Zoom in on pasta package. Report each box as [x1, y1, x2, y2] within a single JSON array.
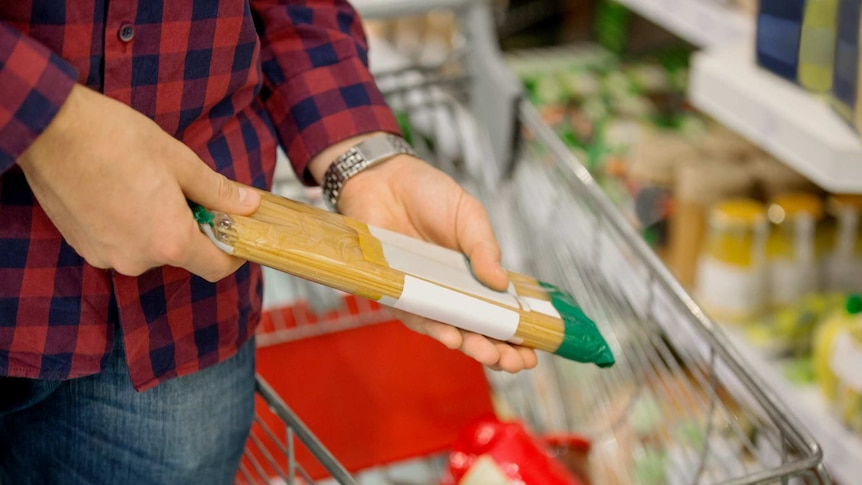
[[193, 190, 614, 367]]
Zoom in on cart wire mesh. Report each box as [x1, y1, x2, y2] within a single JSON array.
[[237, 1, 828, 483]]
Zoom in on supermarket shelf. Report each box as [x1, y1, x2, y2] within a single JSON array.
[[615, 0, 752, 47], [690, 42, 862, 194], [721, 327, 862, 485], [352, 0, 470, 19]]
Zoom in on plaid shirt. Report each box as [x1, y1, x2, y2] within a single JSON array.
[[0, 1, 399, 391]]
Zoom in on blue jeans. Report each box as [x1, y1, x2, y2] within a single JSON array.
[[0, 332, 256, 485]]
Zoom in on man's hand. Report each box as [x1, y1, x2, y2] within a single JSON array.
[[308, 134, 538, 373], [16, 84, 260, 282]]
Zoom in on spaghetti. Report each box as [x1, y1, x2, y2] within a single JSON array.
[[194, 191, 614, 367]]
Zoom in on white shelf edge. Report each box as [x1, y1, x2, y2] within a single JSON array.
[[720, 327, 862, 485], [689, 42, 862, 194], [352, 0, 469, 19], [615, 0, 752, 48]]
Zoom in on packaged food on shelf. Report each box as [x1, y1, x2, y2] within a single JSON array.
[[669, 160, 757, 288], [755, 0, 839, 92], [695, 199, 769, 323], [824, 194, 862, 291], [750, 155, 819, 201], [747, 292, 845, 360], [756, 0, 806, 83], [364, 10, 459, 66], [799, 0, 841, 92], [510, 46, 727, 255], [830, 0, 862, 132], [696, 124, 762, 162], [813, 294, 862, 434], [765, 192, 828, 309], [754, 0, 862, 142], [627, 129, 699, 259]]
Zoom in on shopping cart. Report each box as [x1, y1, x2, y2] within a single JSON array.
[[235, 1, 829, 483]]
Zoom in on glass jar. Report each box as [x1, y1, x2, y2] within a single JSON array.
[[696, 199, 768, 323], [824, 194, 862, 293], [815, 295, 862, 435], [766, 193, 826, 310]]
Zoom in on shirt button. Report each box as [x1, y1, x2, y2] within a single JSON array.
[[118, 24, 135, 42]]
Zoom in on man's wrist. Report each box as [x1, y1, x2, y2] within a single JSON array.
[[306, 132, 386, 185], [18, 83, 83, 170], [319, 133, 417, 210]]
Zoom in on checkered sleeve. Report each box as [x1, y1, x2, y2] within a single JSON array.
[[0, 21, 77, 173], [251, 0, 401, 184]]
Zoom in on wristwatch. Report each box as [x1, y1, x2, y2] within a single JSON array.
[[321, 133, 417, 210]]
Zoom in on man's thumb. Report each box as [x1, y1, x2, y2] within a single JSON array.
[[178, 159, 260, 215]]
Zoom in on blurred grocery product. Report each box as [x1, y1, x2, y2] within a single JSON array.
[[830, 0, 862, 129], [695, 199, 769, 323], [627, 129, 698, 258], [799, 0, 840, 92], [765, 192, 828, 309], [830, 323, 862, 433], [750, 155, 819, 201], [670, 162, 756, 289], [813, 295, 862, 434], [756, 0, 806, 83], [748, 292, 845, 358], [696, 124, 760, 162], [824, 194, 862, 291], [754, 0, 862, 139], [364, 10, 459, 66], [441, 416, 587, 485], [755, 0, 839, 92]]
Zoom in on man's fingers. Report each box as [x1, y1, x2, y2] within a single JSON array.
[[393, 309, 464, 350], [454, 194, 508, 291], [180, 218, 246, 282], [459, 331, 503, 366], [393, 309, 537, 371], [171, 147, 260, 216], [469, 243, 509, 290]]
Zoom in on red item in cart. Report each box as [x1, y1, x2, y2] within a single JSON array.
[[253, 302, 497, 480], [441, 416, 588, 485]]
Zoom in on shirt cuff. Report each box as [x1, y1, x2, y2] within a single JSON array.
[[0, 22, 78, 172], [264, 55, 401, 185]]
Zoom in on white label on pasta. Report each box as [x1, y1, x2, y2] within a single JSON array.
[[521, 296, 560, 319], [370, 226, 520, 309], [830, 331, 862, 392], [392, 276, 519, 341]]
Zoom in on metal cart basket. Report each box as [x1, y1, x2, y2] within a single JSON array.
[[235, 1, 828, 483]]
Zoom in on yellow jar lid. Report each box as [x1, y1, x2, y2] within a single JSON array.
[[769, 192, 824, 223], [711, 198, 767, 228], [828, 194, 862, 212]]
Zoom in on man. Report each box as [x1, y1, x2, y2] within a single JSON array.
[[0, 1, 537, 483]]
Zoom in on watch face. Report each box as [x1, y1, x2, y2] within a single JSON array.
[[355, 134, 398, 162], [323, 134, 415, 210]]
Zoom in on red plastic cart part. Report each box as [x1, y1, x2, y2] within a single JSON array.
[[247, 299, 495, 481]]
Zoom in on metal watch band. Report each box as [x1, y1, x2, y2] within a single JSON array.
[[322, 133, 417, 210]]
